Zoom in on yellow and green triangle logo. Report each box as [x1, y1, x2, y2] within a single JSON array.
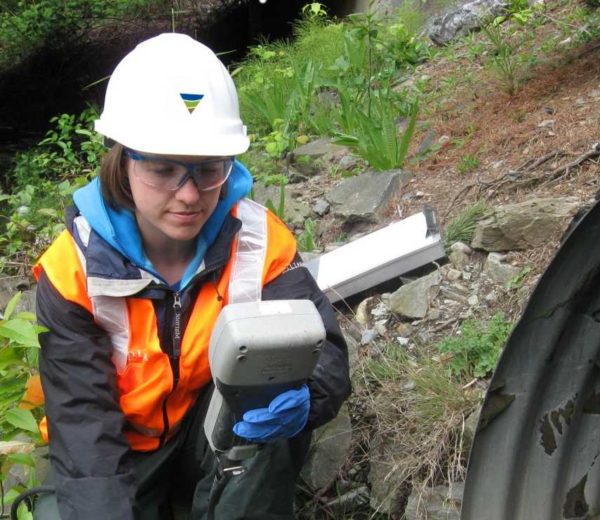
[[180, 93, 204, 114]]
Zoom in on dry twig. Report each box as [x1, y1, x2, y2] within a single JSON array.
[[447, 144, 600, 213]]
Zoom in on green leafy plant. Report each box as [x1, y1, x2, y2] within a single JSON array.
[[260, 120, 290, 159], [10, 107, 102, 187], [297, 218, 317, 253], [508, 265, 532, 289], [437, 313, 513, 380], [0, 293, 46, 518], [1, 108, 100, 273], [334, 95, 418, 171], [457, 154, 480, 174], [264, 184, 287, 221], [0, 293, 45, 438], [0, 0, 162, 67], [481, 0, 541, 95], [0, 177, 86, 273]]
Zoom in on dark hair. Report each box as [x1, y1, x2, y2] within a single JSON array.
[[99, 143, 135, 210]]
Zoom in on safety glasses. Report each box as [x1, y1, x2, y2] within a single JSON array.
[[124, 149, 234, 192]]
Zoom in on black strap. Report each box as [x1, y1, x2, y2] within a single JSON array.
[[9, 485, 55, 520]]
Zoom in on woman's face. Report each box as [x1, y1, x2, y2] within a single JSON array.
[[127, 155, 222, 248]]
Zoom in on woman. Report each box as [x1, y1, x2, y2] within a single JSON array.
[[33, 33, 350, 520]]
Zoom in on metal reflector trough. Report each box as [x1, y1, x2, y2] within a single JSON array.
[[462, 201, 600, 520], [303, 207, 445, 304]]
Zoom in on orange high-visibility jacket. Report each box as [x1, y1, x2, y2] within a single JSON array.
[[34, 199, 298, 451]]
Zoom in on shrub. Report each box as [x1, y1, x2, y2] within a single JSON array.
[[0, 293, 46, 518], [0, 0, 164, 67], [1, 108, 100, 273], [235, 5, 426, 171], [333, 89, 418, 171], [10, 107, 103, 187], [436, 312, 513, 380]]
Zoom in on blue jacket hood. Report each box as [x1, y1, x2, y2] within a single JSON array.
[[72, 160, 253, 288]]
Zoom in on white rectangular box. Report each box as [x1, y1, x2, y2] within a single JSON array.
[[303, 209, 445, 303]]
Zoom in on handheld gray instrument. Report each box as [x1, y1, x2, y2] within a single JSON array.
[[203, 299, 325, 464]]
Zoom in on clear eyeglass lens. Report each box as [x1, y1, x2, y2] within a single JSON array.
[[133, 158, 233, 191]]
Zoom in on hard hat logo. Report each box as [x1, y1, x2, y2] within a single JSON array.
[[180, 93, 204, 114]]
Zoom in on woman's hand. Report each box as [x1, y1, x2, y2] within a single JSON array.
[[232, 385, 310, 442]]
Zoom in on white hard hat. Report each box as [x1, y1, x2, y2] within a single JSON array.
[[95, 33, 249, 157]]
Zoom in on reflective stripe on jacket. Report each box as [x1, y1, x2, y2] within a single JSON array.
[[34, 199, 296, 451]]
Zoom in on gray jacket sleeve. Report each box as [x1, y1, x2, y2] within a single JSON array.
[[36, 270, 136, 520], [262, 262, 351, 429]]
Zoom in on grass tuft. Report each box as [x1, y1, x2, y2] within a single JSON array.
[[444, 200, 490, 249]]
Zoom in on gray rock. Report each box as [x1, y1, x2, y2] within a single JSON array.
[[336, 154, 361, 172], [355, 298, 371, 326], [467, 294, 479, 306], [0, 276, 33, 316], [396, 322, 413, 337], [374, 319, 388, 336], [293, 138, 347, 159], [17, 287, 37, 315], [463, 409, 481, 452], [429, 0, 508, 45], [448, 242, 472, 270], [312, 198, 330, 216], [471, 197, 581, 251], [301, 403, 353, 490], [446, 268, 462, 281], [389, 271, 441, 320], [404, 482, 464, 520], [537, 119, 556, 128], [368, 433, 407, 514], [485, 289, 499, 303], [361, 328, 379, 345], [326, 169, 411, 225], [342, 329, 360, 376], [325, 485, 370, 514], [251, 184, 311, 229], [483, 253, 521, 287], [355, 296, 389, 327], [291, 138, 348, 177]]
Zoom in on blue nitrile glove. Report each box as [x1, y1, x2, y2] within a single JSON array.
[[233, 384, 310, 443]]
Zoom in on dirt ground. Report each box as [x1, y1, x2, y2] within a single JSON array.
[[392, 3, 600, 278]]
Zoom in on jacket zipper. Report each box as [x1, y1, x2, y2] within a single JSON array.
[[159, 290, 182, 446], [155, 266, 226, 447]]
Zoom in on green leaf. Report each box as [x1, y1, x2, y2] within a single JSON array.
[[3, 292, 22, 321], [13, 312, 37, 322], [0, 319, 41, 348], [17, 505, 33, 520], [37, 208, 58, 218], [5, 408, 39, 433], [7, 453, 36, 467]]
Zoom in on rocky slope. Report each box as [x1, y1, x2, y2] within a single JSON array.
[[248, 1, 600, 517]]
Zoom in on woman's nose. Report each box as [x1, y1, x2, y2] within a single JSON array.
[[174, 177, 201, 204]]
